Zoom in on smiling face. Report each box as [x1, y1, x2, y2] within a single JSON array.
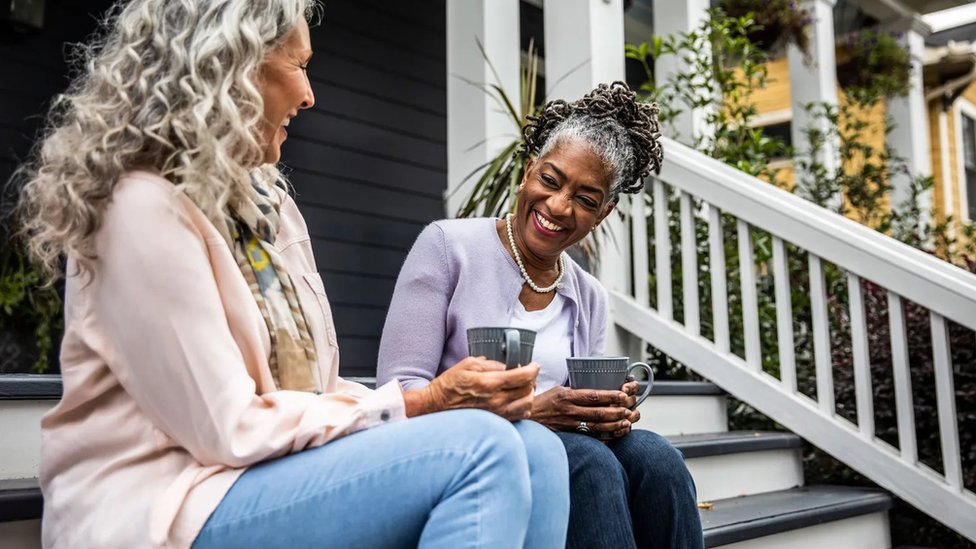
[[255, 18, 315, 164], [513, 139, 616, 263]]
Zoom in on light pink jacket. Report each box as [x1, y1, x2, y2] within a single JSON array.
[[40, 171, 406, 549]]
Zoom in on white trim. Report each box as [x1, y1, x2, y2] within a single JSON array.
[[748, 109, 793, 128], [940, 108, 955, 223], [445, 0, 521, 218], [954, 98, 976, 223]]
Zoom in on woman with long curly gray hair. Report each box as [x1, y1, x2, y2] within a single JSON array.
[[16, 1, 570, 548]]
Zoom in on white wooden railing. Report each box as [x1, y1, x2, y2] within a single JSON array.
[[612, 137, 976, 542]]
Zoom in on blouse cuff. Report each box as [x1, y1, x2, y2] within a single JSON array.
[[353, 380, 406, 430]]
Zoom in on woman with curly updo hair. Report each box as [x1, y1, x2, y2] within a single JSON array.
[[15, 1, 572, 548], [379, 82, 704, 548]]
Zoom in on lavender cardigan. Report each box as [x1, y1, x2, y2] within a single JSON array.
[[377, 217, 608, 389]]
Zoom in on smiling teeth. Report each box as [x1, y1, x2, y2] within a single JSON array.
[[535, 211, 564, 231]]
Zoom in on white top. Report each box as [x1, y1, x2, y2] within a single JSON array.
[[510, 292, 573, 393]]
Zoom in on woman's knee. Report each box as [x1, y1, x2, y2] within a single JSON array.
[[426, 409, 525, 457], [514, 420, 568, 473], [614, 430, 693, 484], [558, 432, 628, 487]]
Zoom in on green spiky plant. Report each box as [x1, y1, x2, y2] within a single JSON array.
[[453, 40, 541, 219]]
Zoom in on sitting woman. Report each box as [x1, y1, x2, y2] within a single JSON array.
[[378, 82, 704, 549], [16, 1, 569, 548]]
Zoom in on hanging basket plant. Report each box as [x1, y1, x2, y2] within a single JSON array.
[[836, 29, 911, 103], [719, 0, 813, 58]]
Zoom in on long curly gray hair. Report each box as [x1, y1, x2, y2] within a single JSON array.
[[15, 0, 319, 281]]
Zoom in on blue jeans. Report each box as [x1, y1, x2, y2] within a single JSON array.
[[557, 430, 704, 549], [192, 410, 569, 549]]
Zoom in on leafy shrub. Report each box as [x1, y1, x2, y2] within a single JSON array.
[[719, 0, 813, 57]]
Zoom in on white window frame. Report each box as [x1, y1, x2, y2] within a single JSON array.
[[954, 98, 976, 223]]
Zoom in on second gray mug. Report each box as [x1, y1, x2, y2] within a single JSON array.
[[467, 327, 536, 370], [566, 356, 654, 408]]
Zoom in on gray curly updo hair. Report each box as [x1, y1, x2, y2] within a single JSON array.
[[15, 0, 320, 281], [521, 81, 663, 204]]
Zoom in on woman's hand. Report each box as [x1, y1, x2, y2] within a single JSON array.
[[404, 357, 540, 421], [530, 386, 637, 438]]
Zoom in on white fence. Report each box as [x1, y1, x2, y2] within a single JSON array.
[[613, 137, 976, 542]]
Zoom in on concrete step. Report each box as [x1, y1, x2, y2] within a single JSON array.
[[0, 376, 61, 481], [0, 478, 42, 549], [636, 381, 728, 436], [670, 431, 804, 502], [701, 485, 892, 548]]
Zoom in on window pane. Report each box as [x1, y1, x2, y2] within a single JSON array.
[[963, 115, 976, 168]]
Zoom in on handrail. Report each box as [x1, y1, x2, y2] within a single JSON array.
[[615, 136, 976, 543], [658, 137, 976, 329]]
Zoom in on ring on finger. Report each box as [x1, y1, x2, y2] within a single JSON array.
[[576, 421, 591, 434]]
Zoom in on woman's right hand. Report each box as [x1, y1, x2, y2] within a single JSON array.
[[404, 357, 540, 421], [530, 386, 635, 437]]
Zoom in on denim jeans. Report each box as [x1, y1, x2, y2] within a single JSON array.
[[191, 409, 569, 549], [557, 430, 704, 549]]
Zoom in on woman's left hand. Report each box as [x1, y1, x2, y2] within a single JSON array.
[[609, 381, 642, 438]]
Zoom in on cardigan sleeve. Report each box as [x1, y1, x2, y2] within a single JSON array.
[[88, 175, 405, 469], [377, 223, 453, 390]]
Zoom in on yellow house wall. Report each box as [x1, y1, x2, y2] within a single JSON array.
[[748, 55, 891, 221], [929, 103, 948, 225], [752, 56, 792, 116], [948, 106, 961, 222]]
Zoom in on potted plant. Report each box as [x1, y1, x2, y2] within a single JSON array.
[[836, 29, 911, 103], [718, 0, 813, 58]]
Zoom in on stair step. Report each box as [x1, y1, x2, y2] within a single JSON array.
[[701, 486, 892, 548], [0, 479, 41, 523], [637, 381, 728, 436], [0, 375, 62, 399], [670, 431, 804, 501], [670, 430, 802, 458], [0, 376, 61, 481]]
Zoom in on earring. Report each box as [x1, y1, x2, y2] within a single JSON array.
[[518, 182, 525, 192], [591, 225, 598, 232]]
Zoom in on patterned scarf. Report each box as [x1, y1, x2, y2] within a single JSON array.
[[222, 176, 320, 393]]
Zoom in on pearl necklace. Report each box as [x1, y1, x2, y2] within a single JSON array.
[[505, 213, 565, 293]]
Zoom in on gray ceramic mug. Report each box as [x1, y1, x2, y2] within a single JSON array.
[[566, 356, 654, 439], [467, 327, 536, 370]]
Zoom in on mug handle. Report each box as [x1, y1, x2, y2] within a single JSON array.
[[503, 329, 520, 370], [627, 362, 654, 407]]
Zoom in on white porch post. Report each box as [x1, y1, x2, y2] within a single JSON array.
[[651, 0, 710, 144], [544, 0, 638, 358], [886, 17, 933, 229], [788, 0, 839, 179], [445, 0, 521, 218]]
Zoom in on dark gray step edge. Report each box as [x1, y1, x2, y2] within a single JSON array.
[[347, 377, 725, 396], [705, 490, 893, 547], [1, 375, 725, 398], [0, 479, 42, 523], [670, 432, 803, 459], [0, 375, 62, 400]]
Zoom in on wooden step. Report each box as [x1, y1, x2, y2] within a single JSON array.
[[0, 478, 41, 523], [0, 478, 42, 548], [701, 485, 892, 548], [636, 381, 728, 436], [670, 431, 804, 501], [0, 376, 61, 481]]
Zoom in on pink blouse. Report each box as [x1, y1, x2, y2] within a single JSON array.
[[40, 171, 406, 548]]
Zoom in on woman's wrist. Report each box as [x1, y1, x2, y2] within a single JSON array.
[[403, 386, 435, 417]]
